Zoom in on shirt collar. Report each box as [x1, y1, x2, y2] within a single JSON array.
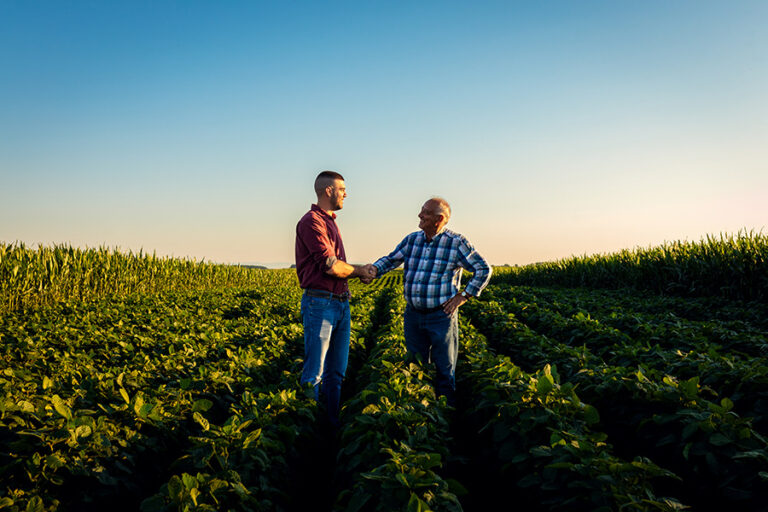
[[421, 228, 445, 243], [311, 203, 336, 219]]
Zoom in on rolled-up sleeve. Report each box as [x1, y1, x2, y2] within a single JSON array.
[[458, 240, 492, 297]]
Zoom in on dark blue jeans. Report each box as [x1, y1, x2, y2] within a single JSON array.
[[300, 291, 351, 426], [403, 304, 459, 406]]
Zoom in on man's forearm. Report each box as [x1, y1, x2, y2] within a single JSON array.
[[325, 260, 363, 278]]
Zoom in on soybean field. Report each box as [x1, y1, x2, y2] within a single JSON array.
[[1, 234, 767, 511]]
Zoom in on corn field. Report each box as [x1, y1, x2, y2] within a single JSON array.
[[0, 243, 296, 314], [493, 230, 768, 301]]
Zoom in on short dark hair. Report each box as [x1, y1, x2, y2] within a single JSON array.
[[314, 170, 345, 195]]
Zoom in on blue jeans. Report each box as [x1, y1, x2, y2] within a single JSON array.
[[300, 291, 351, 426], [403, 304, 459, 406]]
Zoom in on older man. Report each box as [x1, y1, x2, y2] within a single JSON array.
[[369, 197, 491, 405], [295, 171, 371, 426]]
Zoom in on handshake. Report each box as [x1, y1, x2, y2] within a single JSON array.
[[354, 263, 378, 284]]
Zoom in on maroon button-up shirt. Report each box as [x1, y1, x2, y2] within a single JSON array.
[[295, 204, 349, 295]]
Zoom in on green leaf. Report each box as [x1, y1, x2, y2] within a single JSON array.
[[25, 497, 44, 512], [189, 488, 200, 506], [406, 493, 428, 512], [17, 400, 35, 413], [139, 495, 166, 512], [536, 374, 554, 395], [679, 376, 699, 399], [133, 395, 145, 416], [45, 454, 66, 470], [682, 442, 692, 460], [518, 473, 541, 488], [208, 478, 228, 493], [42, 376, 53, 390], [51, 395, 72, 420], [192, 399, 213, 413], [75, 424, 93, 439], [446, 478, 468, 496], [182, 473, 197, 490], [193, 412, 210, 431], [583, 404, 600, 425], [681, 421, 698, 440], [119, 388, 130, 404], [243, 428, 261, 449], [709, 433, 731, 447], [167, 475, 184, 501], [138, 403, 153, 420]]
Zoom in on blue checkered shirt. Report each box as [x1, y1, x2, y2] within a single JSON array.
[[373, 229, 492, 309]]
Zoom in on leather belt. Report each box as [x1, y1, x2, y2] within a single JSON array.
[[304, 289, 350, 301], [409, 303, 444, 313]]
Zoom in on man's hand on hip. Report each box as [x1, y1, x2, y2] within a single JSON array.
[[442, 292, 468, 316]]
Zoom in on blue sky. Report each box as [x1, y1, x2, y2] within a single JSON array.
[[2, 1, 766, 266]]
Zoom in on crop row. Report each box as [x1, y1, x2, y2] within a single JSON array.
[[335, 287, 462, 511], [451, 316, 684, 510], [0, 286, 316, 511], [482, 285, 768, 431], [4, 265, 767, 511], [463, 286, 768, 509]]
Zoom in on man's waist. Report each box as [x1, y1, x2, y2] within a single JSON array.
[[405, 290, 455, 312], [304, 288, 350, 301], [407, 302, 444, 313]]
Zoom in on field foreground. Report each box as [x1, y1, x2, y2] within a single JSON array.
[[1, 234, 768, 511]]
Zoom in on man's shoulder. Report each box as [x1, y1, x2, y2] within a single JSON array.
[[404, 230, 422, 241], [297, 207, 327, 227], [441, 229, 471, 245]]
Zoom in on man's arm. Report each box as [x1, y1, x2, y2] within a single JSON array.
[[326, 260, 368, 279], [442, 237, 492, 315], [372, 236, 410, 277], [457, 241, 492, 297]]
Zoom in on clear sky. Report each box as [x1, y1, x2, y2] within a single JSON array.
[[2, 1, 766, 267]]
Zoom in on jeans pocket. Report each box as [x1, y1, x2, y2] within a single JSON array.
[[305, 296, 332, 315]]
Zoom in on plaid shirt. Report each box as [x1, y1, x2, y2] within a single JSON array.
[[373, 229, 492, 309]]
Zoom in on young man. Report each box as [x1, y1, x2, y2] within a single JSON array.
[[295, 171, 372, 426], [368, 197, 491, 405]]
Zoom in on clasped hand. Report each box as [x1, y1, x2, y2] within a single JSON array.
[[357, 263, 377, 284]]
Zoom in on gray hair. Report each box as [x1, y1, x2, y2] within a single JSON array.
[[427, 197, 451, 220]]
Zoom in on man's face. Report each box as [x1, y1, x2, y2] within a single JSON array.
[[418, 201, 441, 232], [328, 179, 347, 210]]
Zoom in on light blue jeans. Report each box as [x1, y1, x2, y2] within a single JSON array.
[[300, 291, 351, 426], [403, 304, 459, 406]]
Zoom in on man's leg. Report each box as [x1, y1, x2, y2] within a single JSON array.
[[404, 305, 431, 364], [300, 295, 335, 400], [423, 309, 459, 406], [320, 300, 351, 426]]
